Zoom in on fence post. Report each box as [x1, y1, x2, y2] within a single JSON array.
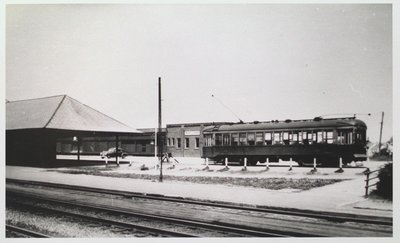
[[365, 172, 370, 197], [310, 158, 317, 173], [266, 158, 269, 171], [288, 158, 293, 171], [225, 157, 229, 169], [242, 157, 247, 171], [335, 157, 344, 173], [105, 157, 108, 167]]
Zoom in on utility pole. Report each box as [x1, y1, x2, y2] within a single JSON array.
[[378, 111, 384, 154], [158, 77, 163, 182]]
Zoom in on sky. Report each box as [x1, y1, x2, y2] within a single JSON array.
[[5, 4, 393, 142]]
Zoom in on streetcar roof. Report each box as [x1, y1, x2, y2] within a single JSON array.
[[202, 118, 367, 133]]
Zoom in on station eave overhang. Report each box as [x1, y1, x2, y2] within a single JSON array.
[[6, 127, 143, 136]]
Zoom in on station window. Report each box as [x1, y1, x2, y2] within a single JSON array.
[[141, 142, 147, 152], [231, 133, 239, 146], [264, 132, 272, 145], [215, 133, 223, 146], [247, 133, 255, 145], [177, 138, 181, 148], [256, 132, 264, 145], [172, 138, 175, 146], [56, 142, 62, 153], [195, 137, 200, 148], [239, 133, 247, 145], [185, 138, 190, 148], [223, 134, 230, 146], [167, 138, 170, 146]]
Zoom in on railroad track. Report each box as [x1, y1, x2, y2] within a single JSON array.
[[6, 178, 392, 226], [7, 191, 302, 237], [6, 224, 51, 238], [8, 198, 197, 237]]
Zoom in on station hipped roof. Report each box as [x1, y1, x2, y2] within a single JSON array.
[[6, 95, 141, 134]]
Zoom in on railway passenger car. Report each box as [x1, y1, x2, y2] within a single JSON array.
[[202, 117, 367, 167]]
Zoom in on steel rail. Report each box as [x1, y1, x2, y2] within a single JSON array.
[[6, 224, 51, 238], [6, 178, 392, 226], [8, 200, 197, 237], [7, 190, 312, 237]]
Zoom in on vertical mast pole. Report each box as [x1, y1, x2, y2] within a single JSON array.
[[158, 77, 163, 182], [378, 111, 384, 154]]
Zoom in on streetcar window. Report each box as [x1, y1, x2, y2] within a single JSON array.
[[327, 131, 333, 144], [247, 133, 255, 145], [223, 134, 230, 146], [337, 131, 345, 144], [303, 132, 313, 145], [239, 133, 247, 145], [273, 132, 281, 145], [337, 130, 353, 144], [215, 134, 223, 146], [317, 131, 324, 143], [298, 132, 303, 144], [177, 138, 181, 148], [256, 132, 264, 145], [291, 133, 298, 144], [185, 138, 190, 148], [283, 132, 289, 145], [204, 134, 212, 147], [264, 132, 272, 145], [355, 130, 366, 144], [232, 133, 239, 146], [348, 132, 353, 144], [313, 133, 317, 143]]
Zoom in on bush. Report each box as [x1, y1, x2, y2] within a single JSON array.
[[375, 163, 392, 200]]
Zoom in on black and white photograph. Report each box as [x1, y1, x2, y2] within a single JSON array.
[[2, 1, 397, 240]]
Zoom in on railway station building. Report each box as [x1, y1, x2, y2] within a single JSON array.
[[165, 122, 231, 158], [6, 95, 142, 167]]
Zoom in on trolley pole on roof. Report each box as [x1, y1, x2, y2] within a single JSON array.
[[378, 111, 384, 154], [158, 77, 163, 182]]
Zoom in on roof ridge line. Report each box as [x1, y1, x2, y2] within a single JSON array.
[[66, 96, 134, 129], [43, 95, 67, 128], [6, 94, 66, 103]]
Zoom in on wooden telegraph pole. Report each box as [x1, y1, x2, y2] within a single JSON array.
[[158, 77, 163, 182], [378, 111, 384, 154]]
